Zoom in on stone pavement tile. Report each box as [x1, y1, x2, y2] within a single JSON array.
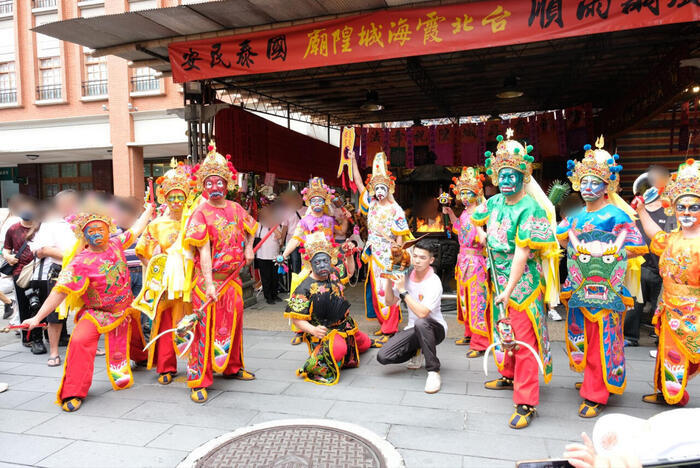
[[0, 390, 45, 409], [18, 392, 146, 418], [327, 401, 465, 430], [462, 455, 515, 468], [0, 408, 57, 433], [209, 378, 291, 395], [35, 440, 188, 468], [464, 411, 590, 442], [251, 367, 309, 383], [0, 350, 19, 360], [0, 342, 29, 353], [100, 382, 222, 404], [248, 412, 392, 438], [387, 424, 548, 461], [0, 373, 32, 387], [544, 437, 576, 459], [11, 376, 113, 398], [349, 374, 468, 395], [0, 350, 65, 364], [398, 449, 463, 468], [3, 363, 64, 379], [244, 347, 287, 359], [401, 390, 514, 415], [0, 462, 31, 468], [146, 424, 228, 451], [0, 433, 72, 466], [122, 400, 257, 429], [275, 349, 313, 361], [207, 391, 335, 418], [26, 414, 172, 447], [0, 362, 22, 372], [283, 381, 405, 404], [245, 356, 307, 370]]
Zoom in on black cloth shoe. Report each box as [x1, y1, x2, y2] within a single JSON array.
[[59, 335, 70, 347], [2, 302, 13, 320], [31, 340, 47, 355], [266, 299, 275, 305]]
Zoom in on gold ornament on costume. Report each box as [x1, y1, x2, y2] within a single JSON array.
[[366, 152, 396, 196], [192, 140, 237, 193], [156, 158, 191, 204], [566, 135, 622, 194], [301, 177, 333, 206], [660, 159, 700, 215], [67, 201, 117, 243], [298, 228, 341, 269], [451, 166, 485, 199], [483, 128, 535, 185]]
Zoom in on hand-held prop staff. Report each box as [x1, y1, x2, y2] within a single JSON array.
[[143, 223, 282, 356], [482, 242, 544, 376], [1, 323, 47, 333]]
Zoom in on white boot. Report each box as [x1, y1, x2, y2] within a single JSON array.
[[406, 350, 423, 369], [548, 309, 563, 321], [424, 371, 441, 394]]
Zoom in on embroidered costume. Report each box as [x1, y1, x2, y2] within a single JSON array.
[[182, 143, 258, 398], [285, 231, 371, 385], [451, 167, 489, 354], [360, 152, 411, 336], [558, 139, 647, 417], [55, 208, 147, 405], [646, 160, 700, 405]]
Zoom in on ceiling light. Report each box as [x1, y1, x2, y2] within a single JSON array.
[[26, 154, 39, 161], [361, 90, 384, 112], [496, 75, 524, 99], [693, 86, 700, 93]]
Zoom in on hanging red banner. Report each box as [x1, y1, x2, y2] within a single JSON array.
[[169, 1, 698, 83]]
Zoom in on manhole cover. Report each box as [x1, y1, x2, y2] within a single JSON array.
[[179, 419, 404, 468]]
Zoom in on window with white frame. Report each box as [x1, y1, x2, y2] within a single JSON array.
[[131, 66, 159, 93], [37, 56, 61, 100], [83, 54, 107, 96], [0, 61, 16, 104]]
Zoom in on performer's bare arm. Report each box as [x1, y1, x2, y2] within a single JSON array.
[[23, 291, 68, 329], [291, 318, 328, 339], [37, 246, 63, 262], [199, 240, 216, 301], [129, 204, 155, 239], [281, 237, 300, 260], [244, 231, 254, 266], [442, 206, 458, 226], [494, 244, 530, 320], [348, 150, 366, 194]]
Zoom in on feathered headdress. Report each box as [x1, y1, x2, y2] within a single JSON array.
[[301, 177, 333, 206], [661, 158, 700, 216], [191, 140, 237, 193], [366, 152, 396, 196], [566, 136, 623, 194], [156, 158, 192, 204], [484, 128, 535, 185], [451, 166, 485, 199]]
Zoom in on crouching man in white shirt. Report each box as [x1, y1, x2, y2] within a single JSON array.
[[377, 239, 446, 394]]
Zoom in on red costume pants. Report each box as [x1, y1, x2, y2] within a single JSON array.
[[580, 318, 610, 405], [464, 322, 490, 351], [155, 308, 177, 375], [378, 304, 401, 335], [331, 330, 371, 362], [60, 317, 146, 400], [499, 309, 540, 406]]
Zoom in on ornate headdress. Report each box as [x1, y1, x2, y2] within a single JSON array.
[[566, 136, 622, 194], [298, 228, 342, 269], [156, 158, 192, 204], [661, 159, 700, 215], [451, 166, 485, 198], [301, 177, 333, 206], [67, 200, 117, 243], [484, 128, 535, 185], [191, 140, 237, 193], [366, 152, 396, 196]]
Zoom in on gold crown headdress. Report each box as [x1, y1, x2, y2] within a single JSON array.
[[484, 128, 535, 185], [566, 136, 622, 194], [451, 166, 485, 198], [301, 177, 334, 206], [661, 158, 700, 215], [156, 158, 192, 204], [298, 228, 341, 268], [67, 200, 117, 243], [192, 140, 237, 193], [366, 152, 396, 196]]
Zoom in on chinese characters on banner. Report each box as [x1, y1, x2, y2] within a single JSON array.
[[169, 1, 699, 82]]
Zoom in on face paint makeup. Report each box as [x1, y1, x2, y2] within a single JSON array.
[[204, 175, 227, 200], [374, 184, 389, 201], [459, 190, 477, 205], [310, 252, 332, 279], [166, 189, 186, 212], [497, 168, 524, 197], [580, 175, 607, 203], [676, 195, 700, 229], [83, 220, 109, 249], [309, 196, 325, 213]]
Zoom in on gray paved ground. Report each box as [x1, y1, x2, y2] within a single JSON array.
[[0, 285, 694, 468]]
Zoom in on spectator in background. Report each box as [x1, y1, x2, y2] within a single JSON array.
[[255, 205, 282, 305], [3, 197, 44, 353], [0, 194, 25, 324], [279, 190, 306, 274], [30, 190, 78, 366], [624, 166, 675, 346]]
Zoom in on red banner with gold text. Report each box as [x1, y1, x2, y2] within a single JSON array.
[[169, 1, 698, 83]]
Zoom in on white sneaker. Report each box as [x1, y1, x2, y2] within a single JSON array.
[[650, 350, 658, 358], [424, 371, 441, 394], [0, 382, 7, 393], [406, 351, 423, 369], [548, 309, 563, 321]]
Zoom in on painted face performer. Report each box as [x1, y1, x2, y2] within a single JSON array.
[[348, 150, 411, 341], [635, 159, 700, 407], [285, 229, 374, 385], [557, 137, 647, 419], [183, 141, 258, 403], [134, 159, 192, 385], [442, 167, 489, 357], [472, 129, 559, 429], [23, 199, 155, 412]]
